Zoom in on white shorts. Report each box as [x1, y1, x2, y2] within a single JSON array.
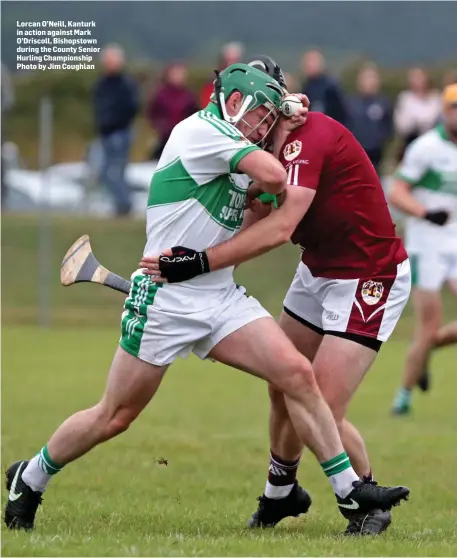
[[409, 250, 457, 292], [283, 259, 411, 343], [119, 272, 270, 366]]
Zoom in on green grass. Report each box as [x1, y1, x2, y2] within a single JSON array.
[[2, 327, 457, 556], [2, 215, 457, 555]]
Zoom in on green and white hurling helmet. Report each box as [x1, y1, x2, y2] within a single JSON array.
[[213, 63, 283, 142]]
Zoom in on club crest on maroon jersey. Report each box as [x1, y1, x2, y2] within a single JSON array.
[[361, 281, 384, 306], [283, 140, 302, 161]]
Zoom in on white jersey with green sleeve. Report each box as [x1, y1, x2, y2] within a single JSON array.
[[144, 103, 260, 291], [396, 125, 457, 253]]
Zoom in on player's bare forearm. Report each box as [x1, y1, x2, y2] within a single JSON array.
[[207, 186, 315, 272], [207, 210, 289, 271], [237, 151, 287, 195], [240, 209, 263, 232], [255, 180, 285, 195], [139, 188, 314, 281], [389, 179, 426, 218], [241, 203, 272, 230]]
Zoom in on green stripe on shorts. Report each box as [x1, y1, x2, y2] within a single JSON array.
[[120, 275, 162, 358], [410, 255, 419, 287]]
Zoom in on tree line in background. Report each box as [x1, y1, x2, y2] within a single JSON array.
[[3, 59, 456, 169]]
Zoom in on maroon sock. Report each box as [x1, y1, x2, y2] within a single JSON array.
[[362, 470, 374, 483], [268, 451, 300, 487]]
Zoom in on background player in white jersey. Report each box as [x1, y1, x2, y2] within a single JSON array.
[[390, 84, 457, 415], [5, 64, 409, 532]]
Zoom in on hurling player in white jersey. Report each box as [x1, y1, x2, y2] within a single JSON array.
[[5, 63, 409, 533], [390, 84, 457, 415]]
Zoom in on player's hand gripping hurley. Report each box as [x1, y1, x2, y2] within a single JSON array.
[[60, 236, 209, 292]]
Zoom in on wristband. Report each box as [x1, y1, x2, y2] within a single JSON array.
[[158, 246, 210, 283], [424, 210, 449, 226], [258, 193, 279, 208]]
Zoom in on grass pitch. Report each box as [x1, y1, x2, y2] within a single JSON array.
[[2, 216, 457, 556], [2, 327, 457, 556]]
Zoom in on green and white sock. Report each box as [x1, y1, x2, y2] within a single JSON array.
[[22, 445, 63, 492], [321, 451, 359, 498], [393, 387, 412, 410]]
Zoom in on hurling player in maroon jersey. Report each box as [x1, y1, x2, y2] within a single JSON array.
[[140, 61, 411, 536]]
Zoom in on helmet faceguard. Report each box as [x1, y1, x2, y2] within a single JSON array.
[[244, 56, 290, 149], [213, 63, 283, 144]]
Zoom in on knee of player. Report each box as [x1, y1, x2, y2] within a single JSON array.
[[104, 406, 139, 438], [417, 322, 440, 345], [280, 357, 317, 394]]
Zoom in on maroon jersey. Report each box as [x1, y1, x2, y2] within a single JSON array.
[[279, 113, 407, 279]]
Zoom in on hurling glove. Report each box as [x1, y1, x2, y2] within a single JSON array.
[[158, 246, 210, 283], [424, 210, 449, 226]]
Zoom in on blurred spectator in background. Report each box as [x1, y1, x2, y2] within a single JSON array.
[[199, 42, 244, 108], [443, 69, 457, 87], [283, 72, 296, 93], [394, 67, 442, 162], [147, 62, 198, 160], [93, 44, 139, 216], [1, 62, 15, 210], [301, 49, 348, 125], [348, 64, 393, 173]]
